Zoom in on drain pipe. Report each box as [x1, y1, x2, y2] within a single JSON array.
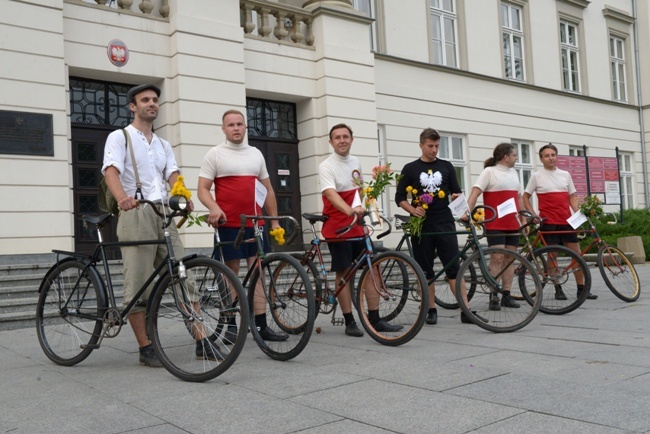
[[633, 0, 649, 207]]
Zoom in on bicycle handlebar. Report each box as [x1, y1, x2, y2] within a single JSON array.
[[233, 215, 301, 249], [376, 215, 392, 239], [518, 210, 547, 231], [456, 205, 497, 227], [136, 199, 188, 228], [604, 212, 618, 225], [334, 212, 362, 236], [332, 212, 393, 239]]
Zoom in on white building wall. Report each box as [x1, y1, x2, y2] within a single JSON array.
[[0, 0, 649, 258], [1, 0, 69, 255]]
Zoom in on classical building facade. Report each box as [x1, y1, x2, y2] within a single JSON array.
[[1, 0, 649, 261]]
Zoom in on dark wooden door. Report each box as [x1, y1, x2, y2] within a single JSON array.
[[71, 126, 121, 259], [249, 140, 303, 251]]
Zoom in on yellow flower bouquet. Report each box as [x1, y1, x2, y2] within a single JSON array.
[[170, 176, 206, 228], [269, 227, 286, 246], [404, 185, 447, 239]]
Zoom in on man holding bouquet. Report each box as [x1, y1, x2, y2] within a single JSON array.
[[395, 128, 470, 325], [319, 123, 402, 337]]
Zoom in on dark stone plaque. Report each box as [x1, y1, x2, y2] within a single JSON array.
[[0, 110, 54, 156]]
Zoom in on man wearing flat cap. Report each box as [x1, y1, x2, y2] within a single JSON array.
[[102, 84, 218, 366]]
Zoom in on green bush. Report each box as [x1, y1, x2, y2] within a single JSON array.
[[580, 208, 650, 261]]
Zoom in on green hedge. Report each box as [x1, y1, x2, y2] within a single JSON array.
[[580, 208, 650, 261]]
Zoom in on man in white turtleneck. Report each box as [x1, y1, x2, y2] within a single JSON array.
[[198, 109, 288, 343], [319, 123, 402, 337]]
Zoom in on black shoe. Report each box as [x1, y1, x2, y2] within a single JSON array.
[[554, 286, 568, 300], [196, 338, 224, 361], [223, 324, 238, 345], [578, 289, 598, 300], [139, 345, 163, 368], [259, 327, 289, 342], [426, 310, 438, 325], [460, 311, 488, 324], [373, 319, 404, 332], [500, 292, 521, 308], [489, 295, 501, 311], [345, 321, 364, 337]]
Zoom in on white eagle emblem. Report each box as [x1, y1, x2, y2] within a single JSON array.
[[419, 171, 442, 193], [112, 47, 126, 62]]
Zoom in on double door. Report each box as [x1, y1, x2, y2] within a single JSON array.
[[70, 128, 304, 256], [249, 140, 303, 252]]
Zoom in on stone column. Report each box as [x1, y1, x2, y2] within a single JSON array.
[[297, 2, 378, 198]]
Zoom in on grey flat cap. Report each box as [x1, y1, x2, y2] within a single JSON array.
[[127, 84, 161, 103]]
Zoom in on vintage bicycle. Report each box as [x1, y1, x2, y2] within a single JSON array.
[[523, 212, 639, 302], [513, 210, 592, 315], [293, 212, 429, 346], [387, 206, 543, 333], [212, 214, 316, 361], [36, 198, 249, 382]]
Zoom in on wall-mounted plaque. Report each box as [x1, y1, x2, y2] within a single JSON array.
[[0, 110, 54, 156]]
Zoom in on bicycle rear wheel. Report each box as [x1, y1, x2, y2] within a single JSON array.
[[597, 244, 640, 302], [457, 247, 541, 333], [291, 252, 326, 318], [36, 259, 105, 366], [356, 251, 428, 346], [148, 257, 248, 382], [433, 252, 477, 309], [248, 253, 315, 361], [517, 245, 591, 315]]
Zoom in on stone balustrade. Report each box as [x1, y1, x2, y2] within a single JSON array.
[[69, 0, 170, 19], [240, 0, 315, 48]]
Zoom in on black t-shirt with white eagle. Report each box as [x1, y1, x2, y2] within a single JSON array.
[[395, 158, 461, 224]]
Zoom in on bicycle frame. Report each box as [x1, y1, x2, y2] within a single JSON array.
[[390, 214, 500, 291], [530, 220, 602, 257], [48, 201, 195, 338]]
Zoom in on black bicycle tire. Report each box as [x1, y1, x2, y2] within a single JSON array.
[[248, 253, 315, 361], [36, 259, 105, 366], [374, 246, 475, 310], [457, 247, 542, 333], [597, 244, 640, 302], [518, 245, 591, 315], [433, 252, 477, 309], [356, 251, 428, 346], [148, 257, 249, 382], [290, 252, 324, 318]]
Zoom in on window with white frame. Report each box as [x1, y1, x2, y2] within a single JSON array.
[[560, 20, 580, 92], [438, 133, 466, 191], [619, 152, 634, 209], [501, 2, 525, 81], [610, 35, 627, 102], [569, 146, 585, 157], [353, 0, 377, 52], [512, 141, 532, 187], [429, 0, 458, 67]]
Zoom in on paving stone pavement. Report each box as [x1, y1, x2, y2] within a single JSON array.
[[1, 263, 648, 433]]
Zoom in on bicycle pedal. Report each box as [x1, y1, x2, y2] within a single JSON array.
[[80, 344, 100, 350], [331, 318, 344, 326]]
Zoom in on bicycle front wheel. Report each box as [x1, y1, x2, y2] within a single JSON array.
[[597, 244, 640, 302], [457, 247, 541, 333], [248, 253, 315, 361], [36, 259, 105, 366], [356, 251, 428, 346], [517, 245, 591, 315], [148, 257, 249, 383]]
